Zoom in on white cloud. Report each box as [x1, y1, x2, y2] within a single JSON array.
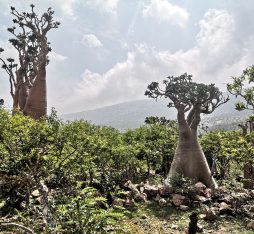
[[49, 51, 68, 62], [60, 9, 254, 113], [84, 0, 119, 13], [34, 0, 80, 17], [81, 34, 103, 48], [57, 0, 79, 17], [143, 0, 189, 27]]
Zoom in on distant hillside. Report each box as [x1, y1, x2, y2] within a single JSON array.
[[61, 95, 253, 131], [62, 99, 176, 130]]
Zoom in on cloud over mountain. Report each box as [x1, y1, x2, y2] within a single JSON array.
[[61, 9, 254, 113]]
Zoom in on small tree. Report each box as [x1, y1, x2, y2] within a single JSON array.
[[0, 5, 60, 119], [145, 73, 229, 188], [228, 65, 254, 189]]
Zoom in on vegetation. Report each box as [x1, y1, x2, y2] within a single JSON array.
[[0, 108, 253, 233], [0, 4, 254, 234], [228, 65, 254, 188], [0, 109, 179, 233]]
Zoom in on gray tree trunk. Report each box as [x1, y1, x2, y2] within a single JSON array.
[[23, 40, 47, 120], [166, 109, 217, 188]]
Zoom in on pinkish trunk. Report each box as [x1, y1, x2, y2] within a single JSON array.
[[23, 63, 47, 119], [23, 37, 48, 120], [166, 109, 217, 188]]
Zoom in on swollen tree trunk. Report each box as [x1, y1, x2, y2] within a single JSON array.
[[166, 108, 217, 188], [23, 38, 48, 120], [23, 63, 47, 119]]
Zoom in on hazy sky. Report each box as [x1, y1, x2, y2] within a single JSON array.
[[0, 0, 254, 114]]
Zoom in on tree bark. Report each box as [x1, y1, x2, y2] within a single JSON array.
[[23, 66, 47, 119], [166, 108, 217, 188], [23, 41, 47, 119]]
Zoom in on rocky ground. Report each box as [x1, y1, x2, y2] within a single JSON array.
[[116, 181, 254, 234]]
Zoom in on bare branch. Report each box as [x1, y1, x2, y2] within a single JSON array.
[[0, 222, 35, 234]]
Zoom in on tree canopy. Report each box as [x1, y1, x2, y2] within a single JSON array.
[[145, 73, 229, 130], [227, 65, 254, 111]]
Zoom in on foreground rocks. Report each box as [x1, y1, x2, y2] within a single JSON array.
[[100, 181, 254, 233], [203, 207, 218, 221], [119, 180, 254, 223], [247, 220, 254, 230]]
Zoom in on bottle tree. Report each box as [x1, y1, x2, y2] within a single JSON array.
[[145, 73, 229, 188], [0, 5, 60, 119], [228, 65, 254, 189]]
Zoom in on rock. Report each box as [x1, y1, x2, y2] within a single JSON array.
[[139, 186, 144, 193], [159, 198, 167, 206], [249, 206, 254, 213], [41, 182, 49, 193], [134, 193, 147, 203], [218, 195, 232, 204], [214, 187, 228, 194], [197, 224, 204, 232], [213, 202, 220, 207], [171, 224, 178, 230], [158, 185, 171, 197], [35, 196, 43, 205], [124, 180, 140, 195], [183, 197, 191, 206], [112, 198, 124, 207], [167, 200, 173, 206], [124, 198, 135, 207], [195, 182, 207, 196], [219, 202, 234, 215], [204, 188, 212, 198], [250, 190, 254, 198], [172, 194, 186, 206], [136, 182, 144, 191], [213, 187, 229, 200], [194, 195, 210, 204], [155, 194, 161, 201], [204, 207, 217, 221], [234, 187, 248, 193], [247, 220, 254, 230], [241, 205, 254, 218], [144, 185, 158, 198], [179, 205, 189, 211], [19, 201, 26, 209], [192, 201, 201, 208], [31, 189, 40, 197], [232, 192, 251, 203], [141, 214, 147, 219]]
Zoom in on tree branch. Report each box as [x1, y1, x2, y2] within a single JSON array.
[[0, 222, 35, 234]]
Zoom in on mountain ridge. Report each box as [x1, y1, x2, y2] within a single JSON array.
[[61, 96, 252, 131]]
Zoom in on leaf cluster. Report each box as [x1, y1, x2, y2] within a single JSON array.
[[145, 73, 229, 114], [227, 65, 254, 111]]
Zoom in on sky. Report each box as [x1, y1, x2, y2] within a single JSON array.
[[0, 0, 254, 114]]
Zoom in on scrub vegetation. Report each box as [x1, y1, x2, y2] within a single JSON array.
[[0, 5, 254, 234]]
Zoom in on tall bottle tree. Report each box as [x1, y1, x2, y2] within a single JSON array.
[[0, 5, 60, 119], [145, 73, 229, 188]]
